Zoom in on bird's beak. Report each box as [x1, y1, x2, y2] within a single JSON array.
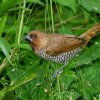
[[24, 35, 32, 42]]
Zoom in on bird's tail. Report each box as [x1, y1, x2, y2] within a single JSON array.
[[80, 23, 100, 42]]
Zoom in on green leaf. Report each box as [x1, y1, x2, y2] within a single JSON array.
[[81, 64, 100, 95], [67, 41, 100, 70], [78, 0, 100, 13], [0, 0, 20, 15], [72, 63, 100, 99], [11, 43, 32, 51], [0, 15, 7, 36], [26, 0, 44, 5], [54, 0, 77, 13], [7, 69, 37, 92], [58, 26, 73, 34], [4, 59, 40, 99], [77, 42, 100, 66], [0, 38, 12, 64], [0, 66, 37, 99], [62, 70, 77, 88]]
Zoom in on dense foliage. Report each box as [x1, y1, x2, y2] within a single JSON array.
[[0, 0, 100, 100]]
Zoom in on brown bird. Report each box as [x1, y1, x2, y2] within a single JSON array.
[[24, 24, 100, 79]]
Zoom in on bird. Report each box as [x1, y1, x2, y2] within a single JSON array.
[[24, 24, 100, 79]]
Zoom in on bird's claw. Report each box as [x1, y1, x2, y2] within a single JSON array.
[[51, 64, 67, 80], [51, 69, 63, 80]]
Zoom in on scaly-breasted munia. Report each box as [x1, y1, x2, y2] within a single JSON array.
[[24, 24, 100, 79]]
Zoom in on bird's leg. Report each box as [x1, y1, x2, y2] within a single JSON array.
[[51, 63, 67, 80]]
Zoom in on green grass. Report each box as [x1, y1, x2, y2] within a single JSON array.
[[0, 0, 100, 100]]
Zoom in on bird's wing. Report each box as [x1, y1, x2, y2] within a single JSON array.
[[46, 35, 86, 56]]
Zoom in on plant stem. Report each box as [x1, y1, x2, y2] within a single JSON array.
[[45, 0, 48, 33], [0, 49, 15, 75], [50, 0, 54, 33], [18, 0, 26, 44], [57, 77, 62, 100]]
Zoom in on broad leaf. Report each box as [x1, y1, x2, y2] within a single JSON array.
[[0, 38, 12, 65], [78, 0, 100, 13], [0, 0, 20, 15], [0, 15, 7, 36], [54, 0, 77, 13]]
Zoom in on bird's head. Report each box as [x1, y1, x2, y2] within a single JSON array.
[[24, 30, 48, 51]]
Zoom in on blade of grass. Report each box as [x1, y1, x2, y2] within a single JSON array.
[[50, 0, 54, 33], [0, 48, 15, 75], [0, 38, 13, 69], [17, 0, 26, 44], [0, 59, 40, 99], [0, 0, 20, 15], [0, 15, 7, 37]]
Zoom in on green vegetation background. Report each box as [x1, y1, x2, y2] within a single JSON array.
[[0, 0, 100, 100]]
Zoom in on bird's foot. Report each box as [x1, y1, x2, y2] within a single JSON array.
[[51, 68, 63, 80], [51, 64, 67, 80]]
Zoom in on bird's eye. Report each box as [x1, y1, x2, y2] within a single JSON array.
[[33, 34, 37, 38], [30, 34, 37, 38]]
